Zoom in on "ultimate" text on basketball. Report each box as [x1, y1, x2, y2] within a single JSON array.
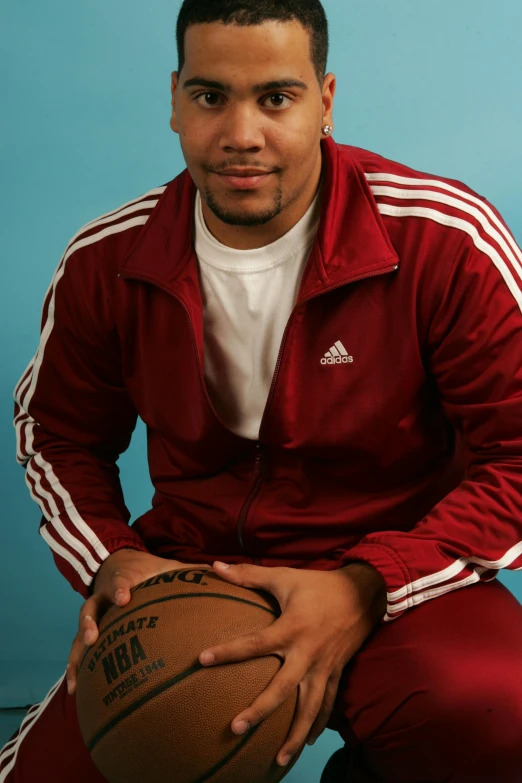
[[87, 616, 159, 674]]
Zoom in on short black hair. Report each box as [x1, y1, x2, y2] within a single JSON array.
[[175, 0, 329, 86]]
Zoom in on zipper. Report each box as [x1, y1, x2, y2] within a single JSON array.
[[117, 269, 267, 559], [118, 261, 399, 560], [236, 442, 266, 557], [235, 262, 399, 557]]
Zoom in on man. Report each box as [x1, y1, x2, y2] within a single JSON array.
[[3, 0, 522, 781]]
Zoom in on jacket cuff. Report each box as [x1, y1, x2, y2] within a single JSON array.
[[339, 543, 412, 623]]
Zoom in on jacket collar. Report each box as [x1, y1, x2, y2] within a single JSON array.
[[118, 136, 399, 300]]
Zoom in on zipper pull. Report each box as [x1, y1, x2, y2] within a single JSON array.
[[254, 442, 265, 475]]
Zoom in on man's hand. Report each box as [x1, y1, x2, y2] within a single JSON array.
[[198, 560, 387, 768], [66, 548, 210, 695]]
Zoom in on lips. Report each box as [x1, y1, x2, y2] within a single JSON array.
[[215, 170, 275, 190], [220, 169, 270, 176]]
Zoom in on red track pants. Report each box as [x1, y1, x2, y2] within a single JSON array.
[[1, 578, 521, 782]]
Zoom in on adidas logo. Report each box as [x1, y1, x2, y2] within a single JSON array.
[[321, 340, 354, 365]]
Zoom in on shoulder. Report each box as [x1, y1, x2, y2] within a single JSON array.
[[340, 142, 482, 203], [62, 183, 169, 272], [339, 142, 519, 279]]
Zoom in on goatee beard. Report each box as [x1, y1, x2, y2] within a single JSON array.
[[203, 185, 284, 226]]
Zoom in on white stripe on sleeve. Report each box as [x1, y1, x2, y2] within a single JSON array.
[[13, 186, 165, 584], [367, 176, 522, 608]]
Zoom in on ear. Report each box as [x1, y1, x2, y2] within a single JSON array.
[[321, 72, 336, 132], [170, 71, 179, 134]]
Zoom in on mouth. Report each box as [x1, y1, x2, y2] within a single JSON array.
[[214, 169, 276, 191]]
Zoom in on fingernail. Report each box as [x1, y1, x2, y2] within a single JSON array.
[[67, 679, 74, 695], [280, 753, 293, 766], [214, 561, 230, 569], [233, 720, 249, 735], [115, 590, 126, 603], [200, 652, 215, 665]]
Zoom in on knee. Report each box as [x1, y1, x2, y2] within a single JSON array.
[[423, 663, 522, 766]]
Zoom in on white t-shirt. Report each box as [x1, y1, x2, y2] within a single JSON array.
[[194, 187, 322, 440]]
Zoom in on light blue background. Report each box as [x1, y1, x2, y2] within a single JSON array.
[[2, 0, 521, 776]]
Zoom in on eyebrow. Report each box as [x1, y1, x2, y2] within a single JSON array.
[[182, 77, 308, 92]]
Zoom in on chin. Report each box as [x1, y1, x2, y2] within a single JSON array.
[[210, 207, 280, 227], [204, 188, 283, 227]]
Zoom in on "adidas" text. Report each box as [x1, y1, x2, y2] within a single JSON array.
[[321, 355, 354, 365]]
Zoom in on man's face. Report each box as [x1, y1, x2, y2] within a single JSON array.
[[170, 20, 335, 228]]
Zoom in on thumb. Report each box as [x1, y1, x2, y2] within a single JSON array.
[[213, 561, 277, 591], [112, 571, 133, 606]]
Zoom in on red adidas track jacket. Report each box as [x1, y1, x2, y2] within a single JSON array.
[[14, 136, 522, 622]]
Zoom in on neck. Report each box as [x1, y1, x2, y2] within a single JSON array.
[[200, 151, 324, 250]]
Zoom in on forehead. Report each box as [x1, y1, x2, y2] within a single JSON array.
[[182, 20, 315, 83]]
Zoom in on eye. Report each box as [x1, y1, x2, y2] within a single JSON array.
[[194, 92, 224, 108], [262, 93, 293, 109]]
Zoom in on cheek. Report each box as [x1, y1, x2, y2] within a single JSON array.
[[275, 135, 321, 176], [177, 127, 209, 169], [271, 114, 321, 157], [174, 137, 205, 191]]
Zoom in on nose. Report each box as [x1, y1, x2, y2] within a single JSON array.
[[219, 103, 265, 153]]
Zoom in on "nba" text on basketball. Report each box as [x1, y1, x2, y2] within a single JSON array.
[[102, 634, 148, 686], [87, 616, 158, 673]]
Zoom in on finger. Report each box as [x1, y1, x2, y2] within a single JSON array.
[[66, 634, 81, 695], [199, 621, 284, 667], [306, 672, 342, 746], [228, 657, 307, 745], [275, 671, 328, 767], [66, 626, 93, 696], [79, 593, 108, 645], [66, 594, 107, 695]]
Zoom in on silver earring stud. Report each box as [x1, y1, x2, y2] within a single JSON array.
[[322, 125, 333, 136]]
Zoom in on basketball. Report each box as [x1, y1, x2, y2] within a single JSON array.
[[75, 567, 302, 783]]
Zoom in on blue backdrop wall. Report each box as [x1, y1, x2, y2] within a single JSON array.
[[2, 1, 521, 772]]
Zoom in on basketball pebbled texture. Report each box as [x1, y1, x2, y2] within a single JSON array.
[[76, 567, 302, 783]]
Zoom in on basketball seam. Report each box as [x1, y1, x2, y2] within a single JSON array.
[[87, 661, 204, 750], [79, 592, 279, 671], [190, 723, 263, 783]]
